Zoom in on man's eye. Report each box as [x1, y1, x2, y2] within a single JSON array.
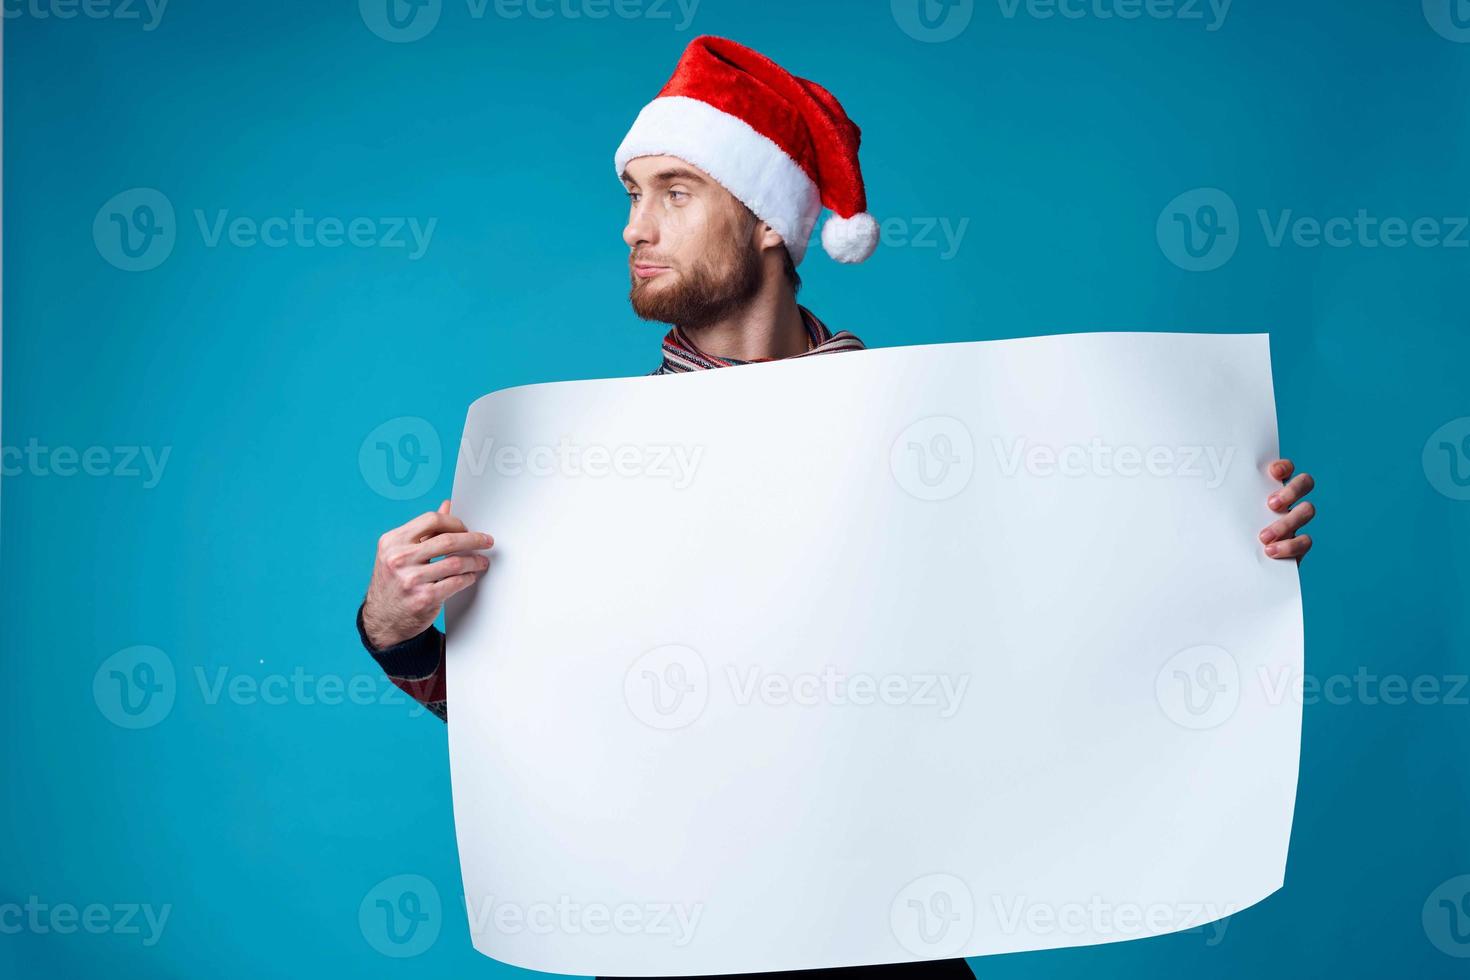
[[668, 190, 689, 201], [626, 192, 641, 203]]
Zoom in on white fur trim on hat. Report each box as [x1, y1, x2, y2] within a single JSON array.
[[614, 95, 823, 265], [821, 212, 879, 264]]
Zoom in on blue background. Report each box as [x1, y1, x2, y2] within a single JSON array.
[[4, 0, 1468, 976]]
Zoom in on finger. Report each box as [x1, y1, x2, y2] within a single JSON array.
[[1268, 459, 1295, 482], [414, 513, 468, 544], [413, 552, 490, 584], [1265, 533, 1311, 560], [1259, 502, 1315, 544], [438, 499, 451, 515], [1268, 472, 1314, 511], [394, 508, 467, 544], [427, 570, 482, 604], [412, 530, 492, 562]]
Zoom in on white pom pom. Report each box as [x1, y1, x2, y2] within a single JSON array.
[[821, 211, 879, 264]]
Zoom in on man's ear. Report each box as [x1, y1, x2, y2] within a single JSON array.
[[756, 221, 786, 253]]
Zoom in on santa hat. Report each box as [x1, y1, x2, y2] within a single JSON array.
[[614, 35, 878, 266]]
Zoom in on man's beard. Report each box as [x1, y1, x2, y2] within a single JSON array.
[[628, 234, 764, 330]]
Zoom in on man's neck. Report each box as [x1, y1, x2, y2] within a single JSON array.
[[677, 285, 807, 362]]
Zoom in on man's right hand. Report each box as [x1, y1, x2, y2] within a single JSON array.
[[361, 499, 493, 650]]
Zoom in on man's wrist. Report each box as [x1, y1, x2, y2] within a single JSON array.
[[356, 602, 444, 680], [357, 601, 418, 653]]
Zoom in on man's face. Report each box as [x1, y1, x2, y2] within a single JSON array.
[[621, 155, 765, 329]]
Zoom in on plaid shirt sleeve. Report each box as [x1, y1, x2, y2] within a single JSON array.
[[356, 602, 448, 722]]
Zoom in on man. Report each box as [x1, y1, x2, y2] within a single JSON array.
[[356, 35, 1317, 979]]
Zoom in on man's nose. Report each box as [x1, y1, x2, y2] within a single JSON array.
[[623, 201, 656, 250]]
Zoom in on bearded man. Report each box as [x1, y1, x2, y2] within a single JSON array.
[[355, 35, 1318, 980]]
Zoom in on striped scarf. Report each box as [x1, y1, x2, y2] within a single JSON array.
[[651, 305, 865, 374]]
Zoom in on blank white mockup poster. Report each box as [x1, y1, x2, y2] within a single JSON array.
[[443, 332, 1303, 977]]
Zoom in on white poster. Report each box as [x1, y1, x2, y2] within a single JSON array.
[[444, 331, 1303, 976]]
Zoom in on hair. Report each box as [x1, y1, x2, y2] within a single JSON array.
[[781, 245, 803, 295]]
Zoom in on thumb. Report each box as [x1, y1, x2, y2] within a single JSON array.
[[439, 499, 452, 515]]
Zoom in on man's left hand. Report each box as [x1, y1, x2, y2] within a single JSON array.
[[1259, 458, 1315, 562]]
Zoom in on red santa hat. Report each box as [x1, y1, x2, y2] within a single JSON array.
[[614, 35, 879, 267]]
